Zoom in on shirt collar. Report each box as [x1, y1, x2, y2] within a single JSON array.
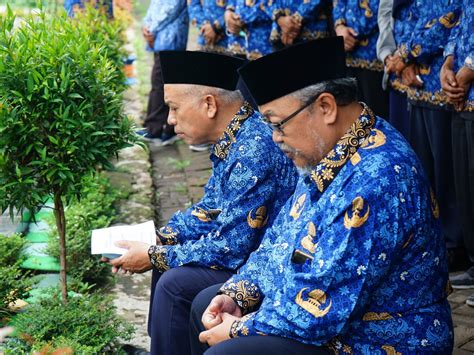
[[212, 102, 254, 160], [310, 102, 376, 193]]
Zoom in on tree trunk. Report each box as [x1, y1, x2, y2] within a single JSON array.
[[53, 192, 68, 303]]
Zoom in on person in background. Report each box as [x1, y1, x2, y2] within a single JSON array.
[[440, 1, 474, 306], [266, 0, 332, 51], [224, 0, 272, 60], [136, 0, 188, 145], [333, 0, 389, 118], [387, 0, 463, 271], [376, 0, 411, 139]]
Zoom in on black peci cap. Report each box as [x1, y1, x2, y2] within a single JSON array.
[[238, 37, 348, 105], [159, 50, 246, 91]]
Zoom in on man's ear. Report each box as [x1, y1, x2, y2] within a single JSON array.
[[204, 95, 218, 119], [317, 93, 337, 125]]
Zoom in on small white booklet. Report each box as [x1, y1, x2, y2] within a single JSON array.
[[91, 220, 156, 258]]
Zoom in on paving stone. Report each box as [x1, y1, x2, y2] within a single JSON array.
[[454, 325, 474, 347]]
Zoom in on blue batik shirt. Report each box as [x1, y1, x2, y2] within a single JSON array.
[[333, 0, 384, 71], [188, 0, 228, 53], [265, 0, 331, 44], [444, 0, 474, 112], [397, 0, 462, 108], [143, 0, 189, 52], [220, 103, 453, 354], [148, 103, 299, 273], [226, 0, 273, 59]]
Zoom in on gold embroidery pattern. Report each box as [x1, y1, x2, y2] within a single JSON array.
[[362, 312, 393, 321], [229, 313, 256, 337], [327, 338, 354, 354], [197, 44, 230, 54], [344, 196, 370, 229], [216, 0, 225, 7], [424, 18, 437, 28], [391, 79, 451, 106], [310, 103, 375, 192], [247, 206, 269, 229], [247, 50, 263, 61], [419, 63, 431, 75], [346, 56, 384, 71], [300, 29, 330, 42], [410, 44, 422, 58], [289, 194, 307, 220], [157, 226, 179, 245], [402, 233, 414, 249], [191, 207, 213, 222], [221, 280, 261, 313], [439, 12, 458, 28], [381, 345, 402, 355], [295, 288, 332, 318], [301, 222, 317, 253], [227, 42, 247, 56], [430, 188, 440, 219], [213, 102, 253, 160], [359, 0, 373, 17], [148, 245, 170, 273]]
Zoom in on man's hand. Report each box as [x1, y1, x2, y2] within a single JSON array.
[[278, 16, 301, 46], [202, 295, 242, 330], [386, 51, 407, 75], [440, 56, 467, 110], [401, 64, 423, 87], [335, 25, 358, 51], [201, 23, 217, 45], [199, 313, 240, 346], [106, 241, 153, 274], [142, 27, 155, 48], [225, 11, 243, 34]]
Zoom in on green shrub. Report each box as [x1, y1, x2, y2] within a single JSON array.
[[46, 174, 121, 286], [0, 234, 31, 313], [9, 292, 134, 353]]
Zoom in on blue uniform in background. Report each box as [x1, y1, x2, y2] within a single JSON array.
[[226, 0, 273, 59], [188, 0, 228, 53], [220, 106, 453, 354], [266, 0, 331, 46]]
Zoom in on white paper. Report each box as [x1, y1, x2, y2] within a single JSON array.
[[91, 220, 156, 255]]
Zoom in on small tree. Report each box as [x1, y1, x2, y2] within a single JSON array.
[[0, 7, 139, 302]]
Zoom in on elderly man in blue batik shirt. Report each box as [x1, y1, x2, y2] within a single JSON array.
[[107, 51, 298, 355], [190, 37, 453, 355]]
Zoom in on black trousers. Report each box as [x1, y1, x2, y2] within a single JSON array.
[[148, 267, 233, 355], [409, 103, 462, 249], [189, 284, 333, 355], [144, 53, 174, 137], [388, 88, 410, 140], [348, 67, 389, 120], [452, 111, 474, 263]]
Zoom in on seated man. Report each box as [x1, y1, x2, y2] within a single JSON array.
[[190, 38, 453, 354], [108, 51, 298, 355]]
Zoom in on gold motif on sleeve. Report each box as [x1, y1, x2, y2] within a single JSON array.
[[149, 246, 170, 273], [245, 0, 255, 6], [216, 0, 226, 7], [359, 0, 373, 18], [358, 38, 369, 47], [157, 226, 179, 245], [247, 206, 269, 229], [419, 64, 431, 75], [439, 12, 458, 28], [289, 194, 306, 220], [295, 288, 332, 318], [301, 222, 317, 253], [311, 103, 375, 192], [191, 207, 213, 222], [402, 233, 414, 249], [381, 345, 402, 355], [344, 196, 370, 229], [430, 188, 440, 219], [362, 312, 393, 321]]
